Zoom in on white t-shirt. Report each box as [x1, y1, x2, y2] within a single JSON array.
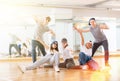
[[80, 45, 92, 56], [34, 24, 49, 41], [62, 46, 74, 61]]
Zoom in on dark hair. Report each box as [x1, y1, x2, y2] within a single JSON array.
[[89, 40, 92, 42], [88, 18, 96, 25], [61, 38, 68, 48], [50, 41, 59, 51], [61, 38, 67, 43], [22, 43, 27, 48]]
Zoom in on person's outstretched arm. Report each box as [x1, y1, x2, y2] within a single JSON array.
[[49, 29, 56, 37], [73, 23, 90, 33], [99, 23, 109, 29], [80, 28, 90, 33], [33, 16, 43, 25], [37, 37, 49, 50], [79, 31, 84, 46]]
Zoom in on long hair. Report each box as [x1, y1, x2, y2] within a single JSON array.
[[50, 41, 59, 52]]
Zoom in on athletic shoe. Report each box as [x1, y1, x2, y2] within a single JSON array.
[[105, 62, 111, 68], [54, 65, 60, 72]]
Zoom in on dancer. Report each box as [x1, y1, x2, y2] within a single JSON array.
[[59, 38, 75, 69], [73, 25, 99, 70], [74, 18, 110, 66], [32, 16, 55, 62], [9, 33, 21, 57], [24, 41, 60, 72]]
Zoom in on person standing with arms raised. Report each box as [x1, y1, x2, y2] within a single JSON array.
[[32, 16, 55, 62], [74, 18, 110, 67]]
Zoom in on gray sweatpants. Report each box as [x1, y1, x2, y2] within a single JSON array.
[[26, 53, 60, 70]]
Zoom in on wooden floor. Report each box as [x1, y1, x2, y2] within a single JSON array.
[[0, 56, 120, 81]]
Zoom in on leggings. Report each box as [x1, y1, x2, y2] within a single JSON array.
[[91, 40, 109, 63]]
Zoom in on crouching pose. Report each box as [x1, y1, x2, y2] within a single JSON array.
[[78, 18, 110, 66], [59, 38, 75, 69], [25, 41, 60, 72]]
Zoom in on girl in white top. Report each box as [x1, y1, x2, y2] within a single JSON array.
[[59, 38, 75, 69], [25, 41, 60, 72]]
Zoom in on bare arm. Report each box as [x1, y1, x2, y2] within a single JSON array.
[[36, 37, 49, 50], [75, 28, 85, 45], [49, 29, 56, 37], [81, 28, 90, 32], [73, 23, 90, 33], [99, 23, 109, 29], [37, 28, 55, 49], [33, 16, 43, 25], [79, 31, 84, 45]]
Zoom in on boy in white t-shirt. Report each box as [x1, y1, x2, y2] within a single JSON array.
[[59, 38, 75, 69], [79, 41, 92, 66], [73, 24, 99, 70], [78, 32, 92, 68]]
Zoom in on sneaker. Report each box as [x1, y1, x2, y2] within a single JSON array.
[[104, 63, 111, 70], [54, 66, 60, 72], [81, 65, 89, 70], [105, 62, 111, 67]]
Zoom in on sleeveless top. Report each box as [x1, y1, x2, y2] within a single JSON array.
[[90, 25, 107, 43]]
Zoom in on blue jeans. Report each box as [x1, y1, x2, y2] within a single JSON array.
[[32, 40, 46, 63], [79, 52, 92, 65]]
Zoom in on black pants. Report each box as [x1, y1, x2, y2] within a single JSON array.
[[91, 40, 109, 63], [32, 40, 46, 63], [9, 44, 21, 56], [79, 52, 91, 65]]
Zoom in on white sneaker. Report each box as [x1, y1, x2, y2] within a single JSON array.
[[26, 66, 37, 70], [54, 66, 60, 72], [81, 65, 89, 70]]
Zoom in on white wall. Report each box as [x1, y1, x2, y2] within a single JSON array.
[[1, 6, 120, 54], [103, 21, 117, 52], [53, 22, 74, 51], [116, 27, 120, 50], [73, 8, 120, 18]]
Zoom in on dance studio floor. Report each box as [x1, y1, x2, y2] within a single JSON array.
[[0, 55, 120, 81]]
